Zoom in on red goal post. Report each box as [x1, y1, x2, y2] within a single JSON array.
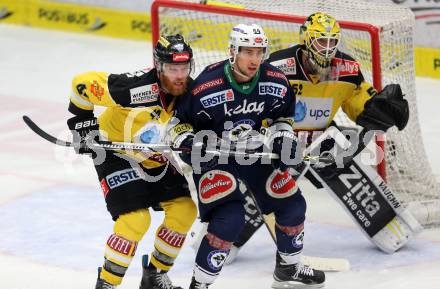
[[151, 0, 386, 176]]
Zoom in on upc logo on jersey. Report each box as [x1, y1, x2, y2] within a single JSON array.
[[292, 97, 333, 129], [200, 89, 234, 108], [332, 58, 360, 77], [105, 168, 142, 189], [270, 58, 297, 75], [259, 82, 287, 98], [266, 170, 298, 198], [294, 101, 307, 122], [199, 170, 237, 204], [130, 83, 159, 104]]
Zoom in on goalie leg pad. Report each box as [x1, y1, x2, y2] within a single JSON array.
[[307, 127, 422, 253]]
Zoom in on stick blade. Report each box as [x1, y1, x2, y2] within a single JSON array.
[[23, 115, 72, 147], [300, 255, 350, 272]]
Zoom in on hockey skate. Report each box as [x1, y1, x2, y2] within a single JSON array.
[[95, 267, 117, 289], [188, 277, 210, 289], [139, 255, 183, 289], [272, 253, 325, 289]]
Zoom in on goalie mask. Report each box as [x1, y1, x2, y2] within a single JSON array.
[[300, 12, 341, 69], [228, 23, 269, 65], [154, 34, 194, 77]]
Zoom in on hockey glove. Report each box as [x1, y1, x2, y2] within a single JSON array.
[[67, 114, 99, 156], [267, 130, 304, 172], [356, 84, 409, 131], [173, 133, 218, 173]]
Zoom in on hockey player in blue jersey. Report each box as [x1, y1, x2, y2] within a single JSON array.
[[169, 24, 325, 289], [225, 12, 416, 264]]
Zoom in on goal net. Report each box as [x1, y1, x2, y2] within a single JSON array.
[[151, 0, 440, 226]]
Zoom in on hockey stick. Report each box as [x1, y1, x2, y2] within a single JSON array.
[[23, 115, 279, 160], [239, 181, 350, 272]]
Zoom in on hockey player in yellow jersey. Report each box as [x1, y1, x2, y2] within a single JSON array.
[[225, 12, 410, 267], [269, 12, 408, 132], [67, 35, 197, 289]]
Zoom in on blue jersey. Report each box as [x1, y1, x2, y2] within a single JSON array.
[[175, 60, 295, 139]]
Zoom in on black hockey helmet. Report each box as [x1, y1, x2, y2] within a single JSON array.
[[154, 34, 193, 68]]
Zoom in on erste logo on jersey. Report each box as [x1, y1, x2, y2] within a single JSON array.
[[266, 170, 298, 198], [192, 78, 224, 95], [130, 83, 159, 104], [270, 57, 297, 75], [293, 97, 333, 129], [104, 168, 142, 190], [332, 58, 360, 77], [200, 89, 234, 108], [259, 82, 287, 98], [199, 170, 237, 204]]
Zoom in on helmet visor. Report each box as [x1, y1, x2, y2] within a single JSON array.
[[161, 62, 193, 78]]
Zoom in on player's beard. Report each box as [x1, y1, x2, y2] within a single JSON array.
[[160, 74, 188, 96]]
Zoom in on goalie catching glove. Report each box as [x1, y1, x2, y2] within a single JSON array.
[[356, 84, 409, 131], [67, 114, 99, 156]]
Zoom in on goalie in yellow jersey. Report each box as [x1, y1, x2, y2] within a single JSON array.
[[223, 12, 411, 265], [66, 35, 197, 289]]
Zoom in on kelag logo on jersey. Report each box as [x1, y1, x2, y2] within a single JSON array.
[[224, 99, 264, 117], [258, 82, 287, 98], [293, 97, 333, 129], [200, 89, 234, 108]]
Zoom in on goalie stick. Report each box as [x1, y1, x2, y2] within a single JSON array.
[[237, 180, 350, 272]]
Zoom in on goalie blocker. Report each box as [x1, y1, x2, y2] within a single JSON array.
[[307, 127, 423, 253]]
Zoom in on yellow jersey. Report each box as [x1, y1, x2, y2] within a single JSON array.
[[68, 68, 186, 169], [268, 45, 377, 131]]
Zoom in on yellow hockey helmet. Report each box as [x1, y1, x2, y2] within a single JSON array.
[[299, 12, 341, 68]]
